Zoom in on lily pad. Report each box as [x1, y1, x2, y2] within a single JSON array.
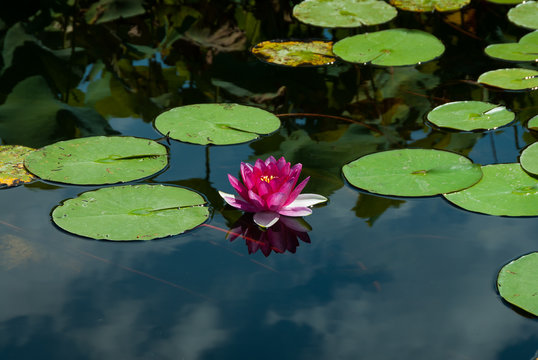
[[528, 115, 538, 131], [444, 163, 538, 216], [154, 103, 280, 145], [507, 1, 538, 30], [52, 185, 209, 241], [389, 0, 470, 12], [333, 29, 445, 66], [342, 149, 482, 197], [251, 40, 336, 67], [477, 68, 538, 90], [485, 0, 524, 4], [520, 142, 538, 175], [292, 0, 397, 28], [0, 145, 36, 188], [485, 31, 538, 62], [497, 252, 538, 316], [24, 136, 168, 185], [426, 101, 515, 131]]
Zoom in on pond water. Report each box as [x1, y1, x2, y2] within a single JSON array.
[[0, 1, 537, 359]]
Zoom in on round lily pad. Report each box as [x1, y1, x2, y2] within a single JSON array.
[[0, 145, 36, 188], [444, 163, 538, 216], [292, 0, 397, 28], [251, 40, 335, 67], [333, 29, 445, 66], [52, 185, 209, 241], [477, 68, 538, 90], [154, 104, 280, 145], [497, 252, 538, 316], [507, 1, 538, 30], [24, 136, 168, 185], [426, 101, 515, 131], [486, 0, 524, 4], [520, 142, 538, 175], [389, 0, 470, 12], [485, 31, 538, 62], [342, 149, 482, 197], [528, 115, 538, 131]]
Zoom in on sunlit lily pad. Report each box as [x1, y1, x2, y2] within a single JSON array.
[[390, 0, 470, 12], [444, 163, 538, 216], [520, 142, 538, 175], [292, 0, 397, 28], [0, 145, 36, 188], [528, 115, 538, 131], [343, 149, 482, 197], [497, 252, 538, 316], [333, 29, 445, 66], [507, 1, 538, 30], [24, 136, 168, 185], [477, 68, 538, 90], [486, 0, 524, 4], [154, 103, 280, 145], [251, 40, 335, 67], [426, 101, 515, 131], [485, 31, 538, 62], [52, 185, 209, 241]]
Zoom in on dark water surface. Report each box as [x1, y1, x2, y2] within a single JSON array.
[[0, 1, 537, 359]]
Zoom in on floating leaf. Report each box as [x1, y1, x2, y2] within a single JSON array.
[[0, 145, 36, 188], [528, 115, 538, 131], [444, 163, 538, 216], [52, 185, 209, 241], [390, 0, 470, 12], [426, 101, 515, 131], [333, 29, 445, 66], [477, 68, 538, 90], [251, 40, 335, 67], [343, 149, 482, 197], [292, 0, 397, 28], [484, 0, 523, 4], [520, 142, 538, 175], [497, 252, 538, 316], [154, 103, 280, 145], [485, 31, 538, 62], [507, 1, 538, 30], [24, 136, 168, 185]]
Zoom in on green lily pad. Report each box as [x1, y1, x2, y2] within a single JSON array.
[[292, 0, 397, 28], [52, 185, 209, 241], [528, 115, 538, 131], [497, 252, 538, 316], [154, 103, 280, 145], [486, 0, 524, 4], [508, 1, 538, 30], [477, 68, 538, 90], [520, 142, 538, 175], [333, 29, 445, 66], [251, 40, 336, 67], [389, 0, 470, 12], [24, 136, 168, 185], [444, 163, 538, 216], [342, 149, 482, 197], [485, 31, 538, 62], [426, 101, 515, 131], [0, 145, 36, 188]]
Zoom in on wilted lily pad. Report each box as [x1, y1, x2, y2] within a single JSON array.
[[507, 1, 538, 30], [24, 136, 168, 185], [343, 149, 482, 197], [0, 145, 36, 188], [390, 0, 470, 12], [485, 31, 538, 62], [154, 103, 280, 145], [333, 29, 445, 66], [444, 163, 538, 216], [497, 252, 538, 316], [520, 142, 538, 175], [528, 115, 538, 131], [477, 68, 538, 90], [251, 40, 335, 67], [426, 101, 515, 131], [52, 185, 209, 241]]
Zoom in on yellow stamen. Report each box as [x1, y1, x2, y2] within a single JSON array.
[[260, 175, 277, 183]]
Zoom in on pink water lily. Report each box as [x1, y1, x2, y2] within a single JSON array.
[[219, 156, 327, 228]]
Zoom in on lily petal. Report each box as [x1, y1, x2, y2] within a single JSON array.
[[253, 211, 280, 228], [284, 176, 310, 206], [286, 193, 328, 208], [228, 174, 248, 199], [278, 207, 312, 217], [266, 192, 287, 211], [219, 191, 258, 212]]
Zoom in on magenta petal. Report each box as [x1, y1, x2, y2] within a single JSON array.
[[256, 180, 272, 197], [241, 163, 255, 189], [266, 192, 287, 211], [248, 190, 266, 210], [265, 156, 277, 166], [284, 176, 310, 206], [219, 191, 258, 212], [253, 211, 280, 228], [276, 157, 287, 171], [228, 174, 248, 199], [278, 206, 312, 217]]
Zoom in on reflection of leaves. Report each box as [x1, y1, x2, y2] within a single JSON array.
[[409, 131, 483, 155], [85, 0, 146, 24], [353, 193, 405, 226], [0, 234, 42, 270]]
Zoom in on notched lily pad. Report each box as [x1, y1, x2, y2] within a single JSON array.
[[477, 68, 538, 90], [333, 29, 445, 66], [520, 142, 538, 175], [24, 136, 168, 185], [342, 149, 482, 197], [497, 252, 538, 317], [0, 145, 36, 188], [444, 163, 538, 216], [390, 0, 470, 12], [154, 103, 280, 145], [527, 115, 538, 131], [485, 31, 538, 62], [507, 1, 538, 30], [426, 101, 515, 131], [52, 185, 209, 241], [251, 39, 335, 67]]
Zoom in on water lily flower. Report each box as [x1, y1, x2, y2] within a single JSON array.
[[219, 156, 327, 228]]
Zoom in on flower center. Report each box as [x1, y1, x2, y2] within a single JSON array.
[[260, 175, 277, 183]]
